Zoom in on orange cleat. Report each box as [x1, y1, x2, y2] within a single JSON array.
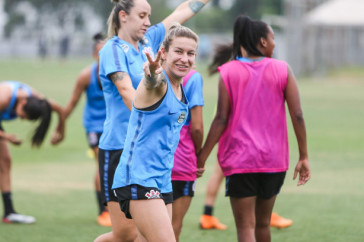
[[97, 211, 112, 227], [270, 213, 292, 228], [200, 215, 227, 230]]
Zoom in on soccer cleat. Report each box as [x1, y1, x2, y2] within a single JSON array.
[[270, 212, 293, 228], [2, 213, 36, 224], [200, 214, 227, 230], [97, 211, 112, 227]]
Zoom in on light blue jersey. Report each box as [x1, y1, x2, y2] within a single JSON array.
[[83, 62, 106, 133], [0, 81, 32, 121], [98, 23, 165, 150], [112, 70, 189, 193], [182, 71, 204, 125]]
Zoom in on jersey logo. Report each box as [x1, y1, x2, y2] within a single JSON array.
[[121, 44, 129, 53], [140, 36, 149, 46], [145, 190, 160, 199], [177, 111, 186, 123]]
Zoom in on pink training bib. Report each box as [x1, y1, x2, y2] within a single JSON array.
[[172, 70, 204, 181], [217, 58, 289, 176]]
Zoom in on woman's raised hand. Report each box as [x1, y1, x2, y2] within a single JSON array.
[[143, 51, 163, 78]]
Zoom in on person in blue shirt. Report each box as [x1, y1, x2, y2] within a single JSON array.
[[112, 23, 202, 242], [63, 33, 110, 227], [95, 0, 211, 241], [0, 81, 65, 224], [170, 69, 205, 241]]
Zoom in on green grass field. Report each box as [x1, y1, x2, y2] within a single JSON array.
[[1, 58, 364, 242]]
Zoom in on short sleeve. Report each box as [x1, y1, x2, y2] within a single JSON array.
[[99, 40, 128, 78], [184, 72, 204, 109]]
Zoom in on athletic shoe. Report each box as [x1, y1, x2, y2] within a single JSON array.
[[200, 215, 227, 230], [270, 213, 293, 228], [97, 211, 112, 227], [2, 213, 36, 224]]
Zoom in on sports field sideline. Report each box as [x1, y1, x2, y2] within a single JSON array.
[[0, 59, 364, 241]]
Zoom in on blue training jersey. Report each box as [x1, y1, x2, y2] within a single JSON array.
[[183, 71, 204, 125], [0, 81, 32, 121], [83, 62, 106, 133], [98, 23, 165, 150], [112, 70, 189, 193]]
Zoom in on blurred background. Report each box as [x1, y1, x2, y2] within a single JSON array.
[[1, 0, 364, 76]]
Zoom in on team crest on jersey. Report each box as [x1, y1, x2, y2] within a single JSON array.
[[120, 44, 129, 53], [177, 111, 186, 124], [145, 190, 160, 199], [140, 36, 149, 46]]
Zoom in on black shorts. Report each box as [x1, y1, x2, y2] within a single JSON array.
[[86, 132, 102, 148], [114, 184, 173, 219], [225, 172, 286, 199], [172, 180, 196, 201], [98, 148, 122, 204]]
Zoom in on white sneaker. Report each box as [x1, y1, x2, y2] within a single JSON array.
[[2, 213, 36, 224]]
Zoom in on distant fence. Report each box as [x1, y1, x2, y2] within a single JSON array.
[[0, 38, 92, 59], [284, 0, 364, 76]]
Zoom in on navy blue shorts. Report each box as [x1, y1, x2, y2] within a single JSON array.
[[172, 180, 195, 201], [225, 172, 286, 199], [114, 184, 173, 219], [86, 132, 102, 148], [98, 148, 121, 204]]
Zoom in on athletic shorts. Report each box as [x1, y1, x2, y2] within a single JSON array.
[[225, 172, 286, 199], [114, 184, 173, 219], [172, 180, 196, 201], [98, 148, 122, 204], [86, 132, 102, 148]]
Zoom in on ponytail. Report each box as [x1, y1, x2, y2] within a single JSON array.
[[208, 43, 233, 75], [234, 15, 267, 58], [107, 0, 135, 39], [209, 15, 269, 74], [23, 97, 52, 147]]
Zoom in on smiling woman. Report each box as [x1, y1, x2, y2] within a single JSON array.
[[95, 0, 211, 241], [111, 23, 199, 242]]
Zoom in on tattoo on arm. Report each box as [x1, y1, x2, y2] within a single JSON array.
[[189, 1, 205, 14], [110, 72, 126, 84], [143, 73, 166, 89]]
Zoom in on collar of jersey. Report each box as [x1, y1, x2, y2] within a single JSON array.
[[236, 56, 265, 63], [113, 36, 144, 54]]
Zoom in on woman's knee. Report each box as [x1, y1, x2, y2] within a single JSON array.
[[113, 224, 137, 242], [256, 218, 270, 229], [172, 222, 182, 238]]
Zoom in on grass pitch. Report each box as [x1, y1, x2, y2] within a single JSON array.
[[1, 58, 364, 241]]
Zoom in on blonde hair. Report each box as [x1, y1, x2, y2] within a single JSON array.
[[107, 0, 135, 38], [162, 23, 199, 51]]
